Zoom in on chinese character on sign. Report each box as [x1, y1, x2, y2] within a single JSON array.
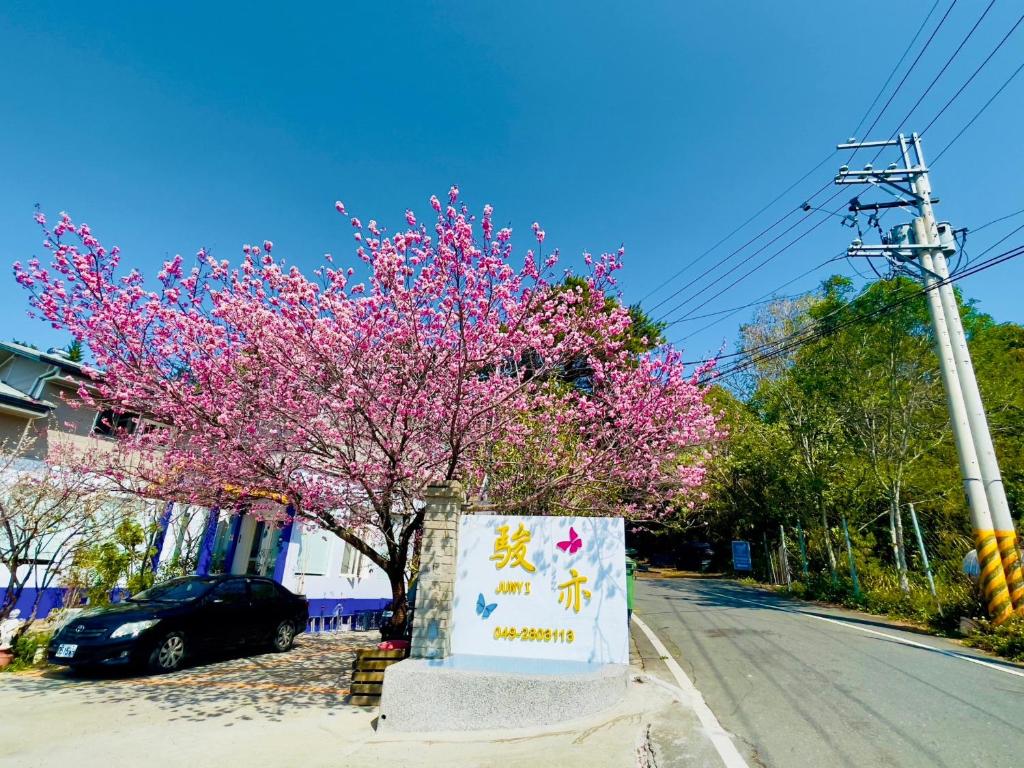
[[557, 568, 592, 613], [490, 523, 536, 573]]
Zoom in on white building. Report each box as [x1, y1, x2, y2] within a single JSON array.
[[0, 339, 390, 626]]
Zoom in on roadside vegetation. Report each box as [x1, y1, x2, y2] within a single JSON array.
[[637, 274, 1024, 662]]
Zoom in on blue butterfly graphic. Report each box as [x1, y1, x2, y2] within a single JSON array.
[[476, 593, 498, 619]]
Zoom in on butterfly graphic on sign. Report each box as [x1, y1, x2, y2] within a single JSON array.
[[476, 593, 498, 619], [557, 527, 583, 555]]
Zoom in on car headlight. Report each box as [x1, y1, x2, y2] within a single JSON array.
[[110, 619, 160, 639]]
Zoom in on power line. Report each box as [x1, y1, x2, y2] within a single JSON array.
[[656, 4, 967, 328], [643, 1, 957, 319], [931, 58, 1024, 165], [701, 240, 1024, 382], [970, 206, 1024, 234], [689, 228, 1024, 370], [658, 199, 845, 326], [848, 0, 942, 142], [851, 0, 960, 163], [665, 253, 845, 346], [920, 11, 1024, 137], [639, 158, 835, 307], [869, 0, 997, 165], [645, 179, 834, 314]]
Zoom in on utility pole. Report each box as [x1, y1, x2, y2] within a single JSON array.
[[836, 133, 1018, 624]]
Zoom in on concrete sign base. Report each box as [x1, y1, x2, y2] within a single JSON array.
[[377, 655, 629, 732]]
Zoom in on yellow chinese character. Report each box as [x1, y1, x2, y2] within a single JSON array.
[[557, 568, 592, 613], [490, 523, 536, 573]]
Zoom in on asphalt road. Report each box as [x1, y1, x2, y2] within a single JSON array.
[[634, 578, 1024, 768]]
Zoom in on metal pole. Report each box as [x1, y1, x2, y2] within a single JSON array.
[[908, 503, 941, 615], [779, 524, 792, 589], [841, 515, 860, 599], [797, 520, 809, 579]]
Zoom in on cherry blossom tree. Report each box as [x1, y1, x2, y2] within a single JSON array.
[[0, 428, 127, 634], [15, 189, 719, 637]]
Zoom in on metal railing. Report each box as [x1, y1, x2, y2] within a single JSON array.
[[305, 609, 385, 634]]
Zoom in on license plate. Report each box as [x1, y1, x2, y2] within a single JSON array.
[[55, 644, 78, 658]]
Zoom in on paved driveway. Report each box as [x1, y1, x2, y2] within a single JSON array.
[[1, 632, 381, 767]]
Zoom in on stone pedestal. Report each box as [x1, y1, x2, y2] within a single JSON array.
[[409, 481, 465, 660], [378, 656, 630, 732]]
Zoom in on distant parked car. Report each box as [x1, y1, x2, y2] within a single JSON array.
[[47, 575, 308, 673], [677, 542, 714, 572]]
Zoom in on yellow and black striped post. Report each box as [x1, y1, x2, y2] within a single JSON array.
[[994, 530, 1024, 614], [975, 529, 1014, 625]]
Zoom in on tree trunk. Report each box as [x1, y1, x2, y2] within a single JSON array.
[[380, 563, 409, 641], [819, 501, 838, 577], [888, 500, 910, 594], [893, 500, 910, 594]]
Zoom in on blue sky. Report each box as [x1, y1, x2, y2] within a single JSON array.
[[2, 1, 1022, 364]]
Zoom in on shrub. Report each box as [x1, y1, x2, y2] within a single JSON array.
[[4, 630, 52, 672], [964, 617, 1024, 662], [774, 568, 980, 636]]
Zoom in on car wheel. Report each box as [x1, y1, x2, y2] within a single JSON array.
[[271, 621, 295, 652], [148, 631, 187, 673]]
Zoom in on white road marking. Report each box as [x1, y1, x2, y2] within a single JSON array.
[[631, 614, 750, 768], [717, 590, 1024, 680]]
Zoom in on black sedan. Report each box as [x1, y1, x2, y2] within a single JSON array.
[[47, 575, 309, 673]]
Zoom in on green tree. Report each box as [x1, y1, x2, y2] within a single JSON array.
[[68, 518, 157, 605], [65, 339, 83, 362]]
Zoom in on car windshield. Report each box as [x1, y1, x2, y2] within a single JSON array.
[[129, 577, 217, 602]]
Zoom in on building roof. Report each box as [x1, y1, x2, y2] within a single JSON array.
[[0, 379, 50, 415], [0, 339, 92, 377]]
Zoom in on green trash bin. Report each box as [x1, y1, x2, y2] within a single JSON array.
[[625, 556, 636, 620]]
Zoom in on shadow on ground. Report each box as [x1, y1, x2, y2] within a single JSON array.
[[9, 631, 380, 723]]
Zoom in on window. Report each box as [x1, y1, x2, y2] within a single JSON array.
[[211, 578, 248, 605], [294, 528, 331, 575], [339, 542, 361, 576], [131, 577, 217, 602], [93, 408, 138, 437], [246, 521, 280, 577], [249, 579, 278, 605]]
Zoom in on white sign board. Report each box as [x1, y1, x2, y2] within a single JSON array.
[[451, 514, 628, 664]]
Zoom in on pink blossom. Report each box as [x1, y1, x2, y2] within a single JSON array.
[[16, 193, 719, 636]]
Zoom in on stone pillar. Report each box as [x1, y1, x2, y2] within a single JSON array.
[[409, 481, 465, 659]]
